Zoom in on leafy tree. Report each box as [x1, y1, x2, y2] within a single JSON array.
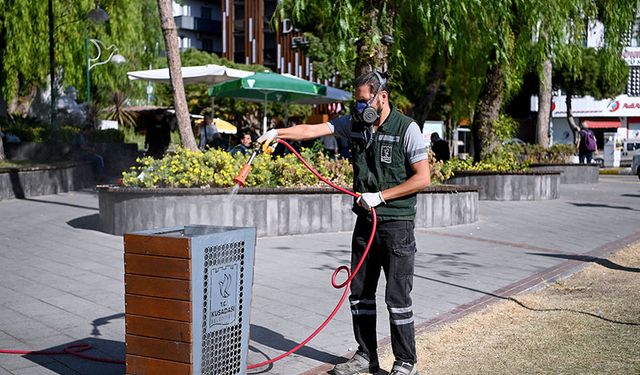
[[553, 47, 629, 144], [0, 0, 162, 111], [533, 0, 637, 147]]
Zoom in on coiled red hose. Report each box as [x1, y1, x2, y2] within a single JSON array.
[[246, 139, 377, 370]]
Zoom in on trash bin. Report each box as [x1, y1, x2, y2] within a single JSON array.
[[123, 225, 256, 375]]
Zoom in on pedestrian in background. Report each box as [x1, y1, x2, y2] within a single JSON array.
[[430, 132, 450, 162]]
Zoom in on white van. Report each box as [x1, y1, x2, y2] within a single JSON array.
[[621, 139, 640, 166]]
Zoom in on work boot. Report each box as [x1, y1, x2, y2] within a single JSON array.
[[389, 361, 419, 375], [331, 351, 380, 375]]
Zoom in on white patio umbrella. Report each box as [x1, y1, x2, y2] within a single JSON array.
[[127, 64, 254, 115], [127, 64, 253, 85]]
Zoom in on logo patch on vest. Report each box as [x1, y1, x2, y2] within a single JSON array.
[[381, 144, 392, 163]]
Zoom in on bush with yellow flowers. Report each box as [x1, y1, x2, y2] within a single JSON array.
[[121, 146, 354, 189]]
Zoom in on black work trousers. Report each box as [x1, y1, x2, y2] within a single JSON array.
[[349, 216, 417, 364]]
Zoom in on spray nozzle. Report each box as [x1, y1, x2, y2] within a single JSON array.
[[233, 163, 253, 186], [233, 147, 261, 186], [233, 140, 279, 186]]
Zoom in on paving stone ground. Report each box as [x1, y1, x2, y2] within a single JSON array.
[[0, 175, 639, 374]]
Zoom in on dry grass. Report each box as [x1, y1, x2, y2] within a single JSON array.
[[377, 243, 640, 374]]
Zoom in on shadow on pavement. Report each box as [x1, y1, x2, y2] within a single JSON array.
[[19, 197, 99, 211], [527, 252, 640, 273], [414, 273, 640, 326], [247, 344, 275, 374], [67, 213, 100, 231], [9, 170, 25, 199], [621, 193, 640, 198], [249, 324, 344, 364], [568, 202, 639, 211], [91, 313, 125, 337], [23, 337, 124, 375]]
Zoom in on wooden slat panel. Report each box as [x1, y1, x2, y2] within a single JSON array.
[[126, 315, 192, 343], [124, 254, 190, 280], [126, 354, 192, 375], [125, 274, 191, 300], [126, 335, 192, 364], [124, 234, 191, 259], [125, 294, 191, 322]]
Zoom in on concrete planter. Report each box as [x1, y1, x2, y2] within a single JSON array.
[[446, 170, 561, 201], [0, 161, 94, 201], [528, 164, 599, 184], [98, 185, 479, 236], [6, 142, 139, 177]]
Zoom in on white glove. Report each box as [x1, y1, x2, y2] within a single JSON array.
[[257, 129, 279, 147], [357, 192, 385, 210]]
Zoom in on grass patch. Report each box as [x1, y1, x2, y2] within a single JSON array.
[[377, 243, 640, 374], [599, 168, 628, 175]]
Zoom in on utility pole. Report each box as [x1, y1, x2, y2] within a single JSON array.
[[49, 0, 57, 128]]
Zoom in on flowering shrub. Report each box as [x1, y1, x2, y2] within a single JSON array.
[[441, 143, 578, 176], [122, 145, 453, 188], [515, 144, 575, 164], [121, 147, 353, 188], [441, 144, 528, 175]]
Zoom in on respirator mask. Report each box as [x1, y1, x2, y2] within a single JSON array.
[[352, 71, 386, 125]]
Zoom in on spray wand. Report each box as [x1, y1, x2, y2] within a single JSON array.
[[235, 138, 377, 371], [233, 143, 263, 187]]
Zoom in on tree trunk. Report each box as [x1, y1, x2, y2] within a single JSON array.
[[414, 54, 445, 126], [354, 2, 395, 76], [565, 91, 581, 147], [0, 128, 5, 161], [473, 62, 505, 161], [536, 57, 552, 147], [156, 0, 197, 151]]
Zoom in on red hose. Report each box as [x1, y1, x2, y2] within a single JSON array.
[[246, 139, 377, 370], [0, 139, 375, 372]]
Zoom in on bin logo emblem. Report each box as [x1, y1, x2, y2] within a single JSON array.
[[209, 265, 239, 329]]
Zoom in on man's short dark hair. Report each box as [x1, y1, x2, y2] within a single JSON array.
[[354, 71, 390, 95]]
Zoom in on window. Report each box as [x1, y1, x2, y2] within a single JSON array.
[[201, 6, 212, 19], [182, 37, 191, 49]]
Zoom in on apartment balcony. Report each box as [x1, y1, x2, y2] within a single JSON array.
[[174, 15, 221, 34]]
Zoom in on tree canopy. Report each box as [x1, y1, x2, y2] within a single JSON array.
[[0, 0, 162, 108]]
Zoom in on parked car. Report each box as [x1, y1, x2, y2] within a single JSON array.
[[632, 154, 640, 180]]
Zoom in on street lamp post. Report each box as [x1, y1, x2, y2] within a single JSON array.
[[85, 38, 125, 104]]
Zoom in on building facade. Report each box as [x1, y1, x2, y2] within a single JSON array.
[[171, 0, 320, 83], [531, 21, 640, 148]]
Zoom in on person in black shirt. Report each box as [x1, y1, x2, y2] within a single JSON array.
[[145, 109, 171, 159], [430, 133, 450, 162]]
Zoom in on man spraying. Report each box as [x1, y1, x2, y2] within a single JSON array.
[[258, 71, 430, 375]]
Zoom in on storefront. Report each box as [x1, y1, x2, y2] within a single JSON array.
[[531, 94, 640, 149]]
